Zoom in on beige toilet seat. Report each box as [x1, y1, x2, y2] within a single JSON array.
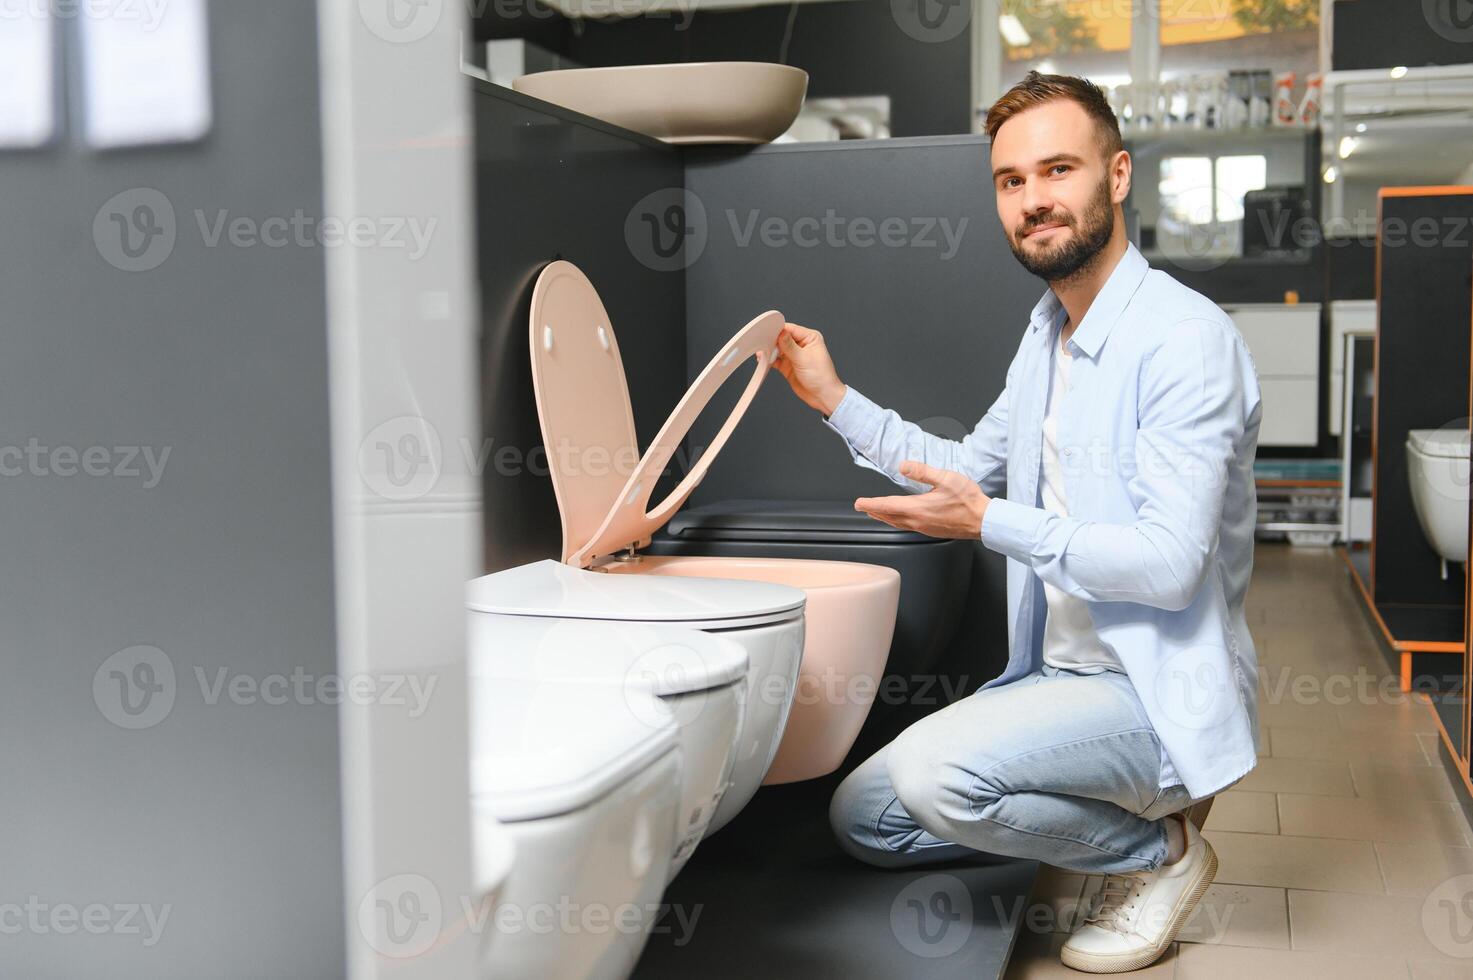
[[528, 260, 782, 568]]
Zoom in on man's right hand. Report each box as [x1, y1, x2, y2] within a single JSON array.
[[773, 322, 848, 417]]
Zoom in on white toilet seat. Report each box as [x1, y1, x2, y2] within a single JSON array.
[[467, 558, 804, 629], [471, 677, 681, 980]]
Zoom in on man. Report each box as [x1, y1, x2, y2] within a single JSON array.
[[772, 72, 1261, 974]]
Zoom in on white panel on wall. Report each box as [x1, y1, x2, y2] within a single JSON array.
[[0, 9, 53, 148], [80, 0, 211, 148]]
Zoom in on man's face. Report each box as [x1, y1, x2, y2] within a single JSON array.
[[991, 99, 1124, 283]]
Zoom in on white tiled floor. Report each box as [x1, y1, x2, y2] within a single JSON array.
[[1005, 543, 1473, 977]]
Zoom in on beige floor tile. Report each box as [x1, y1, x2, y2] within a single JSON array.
[[1002, 930, 1178, 978], [1351, 763, 1459, 802], [1417, 733, 1447, 766], [1178, 883, 1289, 949], [1375, 841, 1473, 898], [1408, 960, 1473, 979], [1289, 888, 1473, 962], [1201, 791, 1279, 835], [1174, 942, 1411, 979], [1236, 757, 1356, 797], [1336, 698, 1442, 735], [1258, 695, 1344, 731], [1271, 725, 1433, 767], [1203, 830, 1383, 894], [1278, 793, 1473, 846]]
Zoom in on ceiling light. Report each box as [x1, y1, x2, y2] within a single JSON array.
[[1389, 66, 1408, 79], [1338, 136, 1358, 159], [999, 14, 1031, 47], [1323, 166, 1338, 184]]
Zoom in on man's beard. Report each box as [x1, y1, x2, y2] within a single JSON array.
[[1007, 177, 1115, 284]]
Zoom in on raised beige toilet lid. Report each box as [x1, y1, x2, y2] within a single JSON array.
[[528, 260, 784, 568]]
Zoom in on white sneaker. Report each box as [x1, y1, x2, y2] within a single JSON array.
[[1060, 816, 1218, 974]]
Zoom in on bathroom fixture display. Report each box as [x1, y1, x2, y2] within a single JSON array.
[[1406, 427, 1471, 579], [471, 677, 681, 980], [468, 259, 898, 841], [512, 62, 807, 144], [468, 614, 747, 880]]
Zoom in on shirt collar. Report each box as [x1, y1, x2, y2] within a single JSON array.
[[1026, 242, 1150, 359]]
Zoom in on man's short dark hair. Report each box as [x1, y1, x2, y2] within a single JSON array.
[[984, 70, 1124, 160]]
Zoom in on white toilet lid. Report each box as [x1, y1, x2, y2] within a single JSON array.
[[468, 614, 748, 694], [1408, 428, 1471, 460], [528, 260, 785, 568], [467, 559, 805, 628], [470, 676, 677, 822]]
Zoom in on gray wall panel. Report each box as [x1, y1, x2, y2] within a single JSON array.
[[0, 3, 344, 977]]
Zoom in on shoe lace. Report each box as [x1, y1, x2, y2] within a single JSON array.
[[1084, 872, 1148, 934]]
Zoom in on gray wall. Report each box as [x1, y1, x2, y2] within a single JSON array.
[[0, 3, 345, 977]]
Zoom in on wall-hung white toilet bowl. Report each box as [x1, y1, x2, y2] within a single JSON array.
[[470, 261, 900, 831], [476, 817, 516, 967], [470, 676, 681, 980], [468, 614, 748, 879], [1406, 427, 1470, 578]]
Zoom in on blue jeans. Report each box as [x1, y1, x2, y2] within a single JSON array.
[[829, 665, 1202, 874]]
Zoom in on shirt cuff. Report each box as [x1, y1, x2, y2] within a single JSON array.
[[979, 496, 1050, 561], [821, 385, 879, 447]]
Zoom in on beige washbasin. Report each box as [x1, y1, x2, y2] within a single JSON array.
[[511, 61, 808, 144]]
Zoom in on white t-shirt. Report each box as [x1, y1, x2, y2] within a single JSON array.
[[1041, 330, 1184, 790], [1040, 333, 1123, 674]]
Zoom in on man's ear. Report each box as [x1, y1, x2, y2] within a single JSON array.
[[1111, 148, 1132, 205]]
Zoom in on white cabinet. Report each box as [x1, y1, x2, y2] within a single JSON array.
[[1223, 303, 1321, 447]]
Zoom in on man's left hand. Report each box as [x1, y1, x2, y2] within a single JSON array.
[[854, 461, 992, 540]]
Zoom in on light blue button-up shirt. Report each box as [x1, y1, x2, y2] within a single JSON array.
[[823, 242, 1263, 799]]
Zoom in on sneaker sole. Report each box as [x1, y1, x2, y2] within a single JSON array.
[[1058, 843, 1219, 974]]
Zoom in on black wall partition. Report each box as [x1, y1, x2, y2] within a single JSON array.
[[474, 82, 689, 572], [1370, 188, 1473, 668]]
